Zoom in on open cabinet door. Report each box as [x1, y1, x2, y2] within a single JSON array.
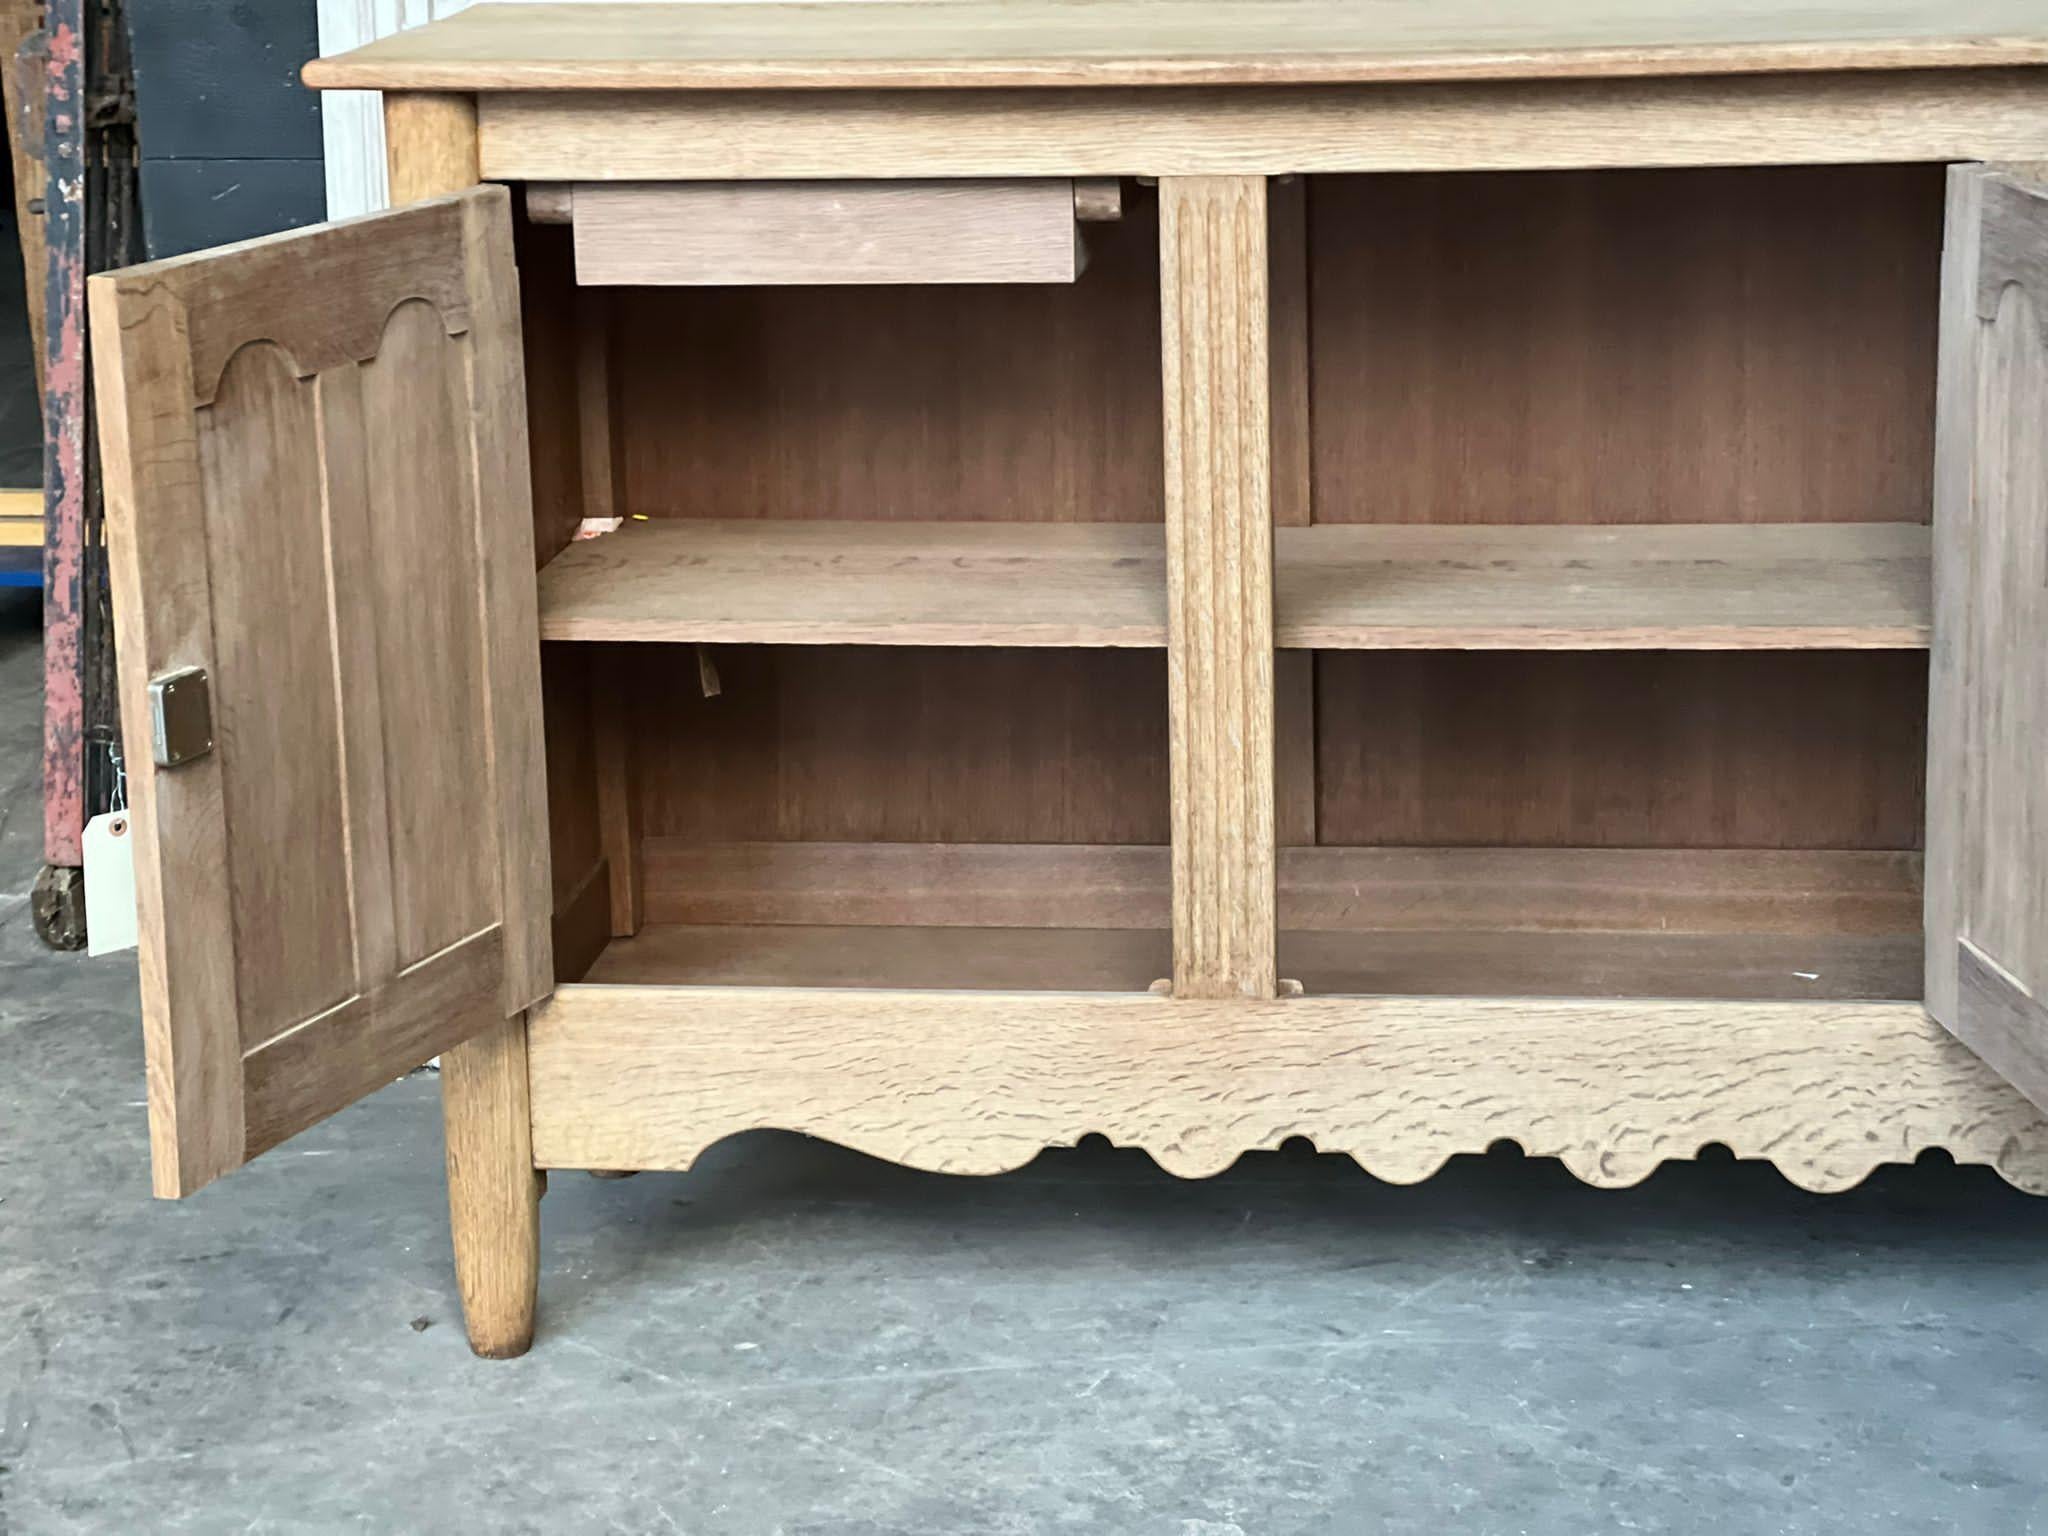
[[1928, 166, 2048, 1110], [89, 187, 551, 1198]]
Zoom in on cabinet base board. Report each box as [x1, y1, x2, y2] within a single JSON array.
[[527, 986, 2048, 1195]]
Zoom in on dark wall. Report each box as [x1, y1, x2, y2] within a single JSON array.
[[127, 0, 325, 257], [0, 137, 39, 486]]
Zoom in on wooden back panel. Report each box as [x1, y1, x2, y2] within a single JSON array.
[[1319, 651, 1926, 849], [612, 193, 1162, 523], [1310, 164, 1943, 525], [621, 645, 1168, 846]]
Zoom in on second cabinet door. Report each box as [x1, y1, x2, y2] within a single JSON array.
[[1928, 164, 2048, 1112]]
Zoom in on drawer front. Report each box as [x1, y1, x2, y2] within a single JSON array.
[[554, 178, 1090, 285]]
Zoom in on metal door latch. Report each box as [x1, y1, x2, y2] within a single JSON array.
[[148, 667, 214, 767]]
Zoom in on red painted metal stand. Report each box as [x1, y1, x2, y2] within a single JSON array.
[[29, 0, 87, 947]]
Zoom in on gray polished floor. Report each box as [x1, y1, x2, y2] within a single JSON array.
[[3, 593, 2047, 1534]]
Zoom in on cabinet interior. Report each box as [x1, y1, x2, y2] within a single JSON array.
[[524, 164, 1940, 1003]]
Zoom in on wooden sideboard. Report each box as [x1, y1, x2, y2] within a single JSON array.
[[87, 1, 2048, 1356]]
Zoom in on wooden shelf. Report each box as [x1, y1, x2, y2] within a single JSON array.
[[577, 920, 1919, 1001], [585, 922, 1167, 992], [537, 518, 1930, 650], [1275, 521, 1931, 649], [537, 519, 1165, 647], [1288, 929, 1919, 1000], [573, 839, 1925, 1000]]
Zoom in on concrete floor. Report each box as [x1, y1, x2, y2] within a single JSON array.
[[3, 594, 2048, 1534]]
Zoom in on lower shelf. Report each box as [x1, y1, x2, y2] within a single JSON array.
[[1295, 929, 1918, 1001], [581, 920, 1920, 1001], [586, 923, 1167, 992]]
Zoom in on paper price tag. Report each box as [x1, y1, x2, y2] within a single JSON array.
[[83, 810, 139, 957]]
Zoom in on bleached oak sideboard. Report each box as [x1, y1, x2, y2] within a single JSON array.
[[87, 0, 2048, 1355]]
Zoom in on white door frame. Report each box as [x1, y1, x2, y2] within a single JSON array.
[[315, 0, 778, 217], [316, 0, 449, 217]]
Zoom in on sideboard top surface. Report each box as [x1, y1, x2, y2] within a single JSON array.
[[303, 0, 2048, 93]]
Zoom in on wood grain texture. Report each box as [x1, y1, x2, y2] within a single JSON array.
[[384, 92, 480, 207], [573, 179, 1083, 286], [244, 936, 507, 1160], [592, 664, 642, 937], [1284, 848, 1923, 937], [306, 1, 2048, 92], [1161, 175, 1274, 999], [1974, 174, 2048, 318], [641, 840, 1173, 930], [1926, 167, 2048, 1106], [551, 855, 613, 987], [1288, 929, 1920, 1001], [1955, 940, 2048, 1113], [91, 231, 245, 1198], [609, 198, 1161, 528], [1275, 651, 1315, 846], [90, 187, 548, 1197], [525, 987, 2048, 1194], [1925, 165, 1989, 1026], [1317, 651, 1927, 850], [586, 922, 1166, 992], [93, 194, 479, 408], [539, 520, 1166, 646], [572, 289, 631, 941], [1964, 179, 2048, 1015], [575, 921, 1918, 1001], [1277, 523, 1930, 648], [200, 347, 356, 1048], [1267, 177, 1311, 530], [316, 361, 398, 1015], [574, 286, 623, 526], [475, 73, 2048, 183], [441, 1013, 542, 1359], [364, 300, 500, 969], [626, 645, 1169, 848], [638, 841, 1922, 939], [516, 218, 588, 569], [539, 520, 1926, 649], [385, 102, 546, 1361], [1269, 198, 1314, 850], [541, 644, 604, 940], [458, 190, 555, 1014], [1311, 166, 1943, 528]]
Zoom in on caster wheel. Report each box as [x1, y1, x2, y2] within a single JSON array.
[[30, 864, 86, 952]]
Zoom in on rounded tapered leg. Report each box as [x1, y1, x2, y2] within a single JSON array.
[[442, 1014, 541, 1358], [387, 86, 537, 1360]]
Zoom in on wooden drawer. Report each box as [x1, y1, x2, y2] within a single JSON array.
[[536, 177, 1114, 285]]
